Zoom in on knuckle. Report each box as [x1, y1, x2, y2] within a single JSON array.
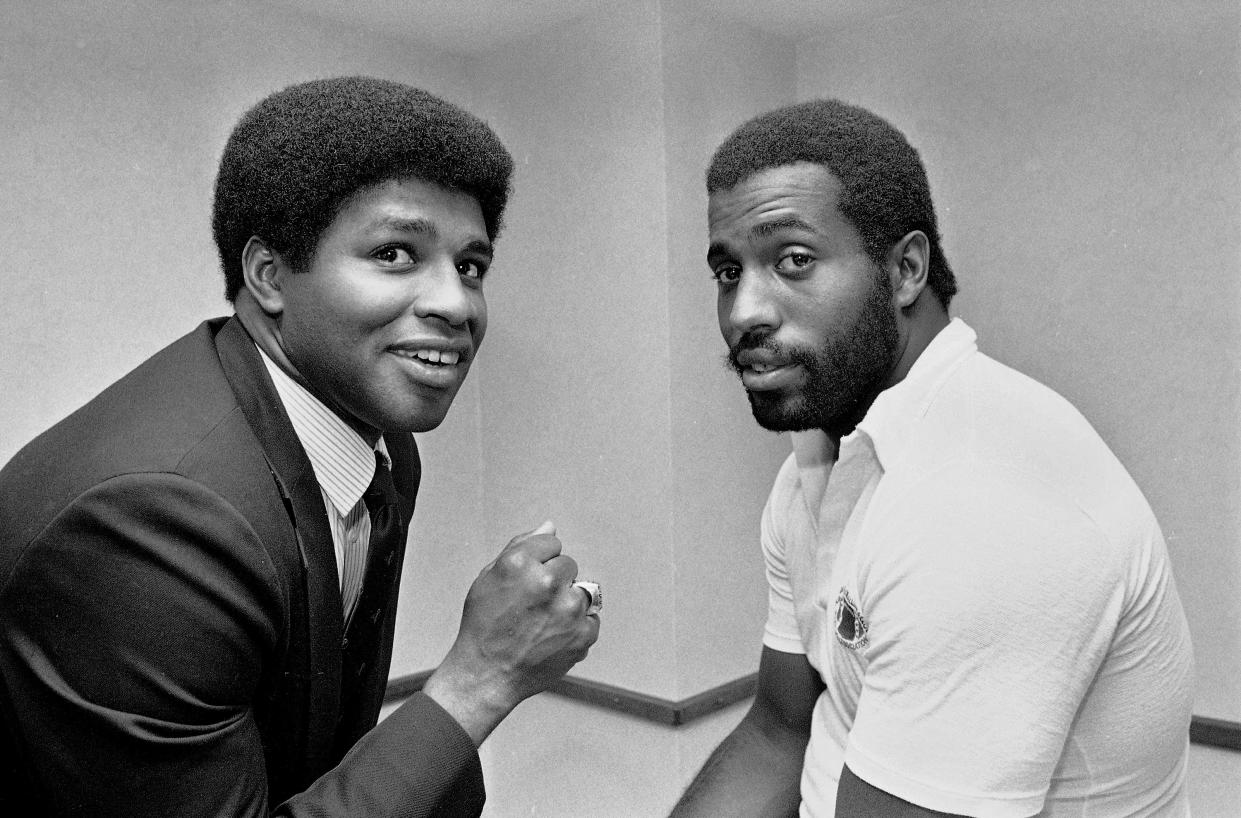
[[557, 587, 587, 614], [534, 570, 561, 596], [497, 546, 533, 573]]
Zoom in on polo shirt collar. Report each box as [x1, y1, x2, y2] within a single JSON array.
[[257, 346, 388, 515], [791, 318, 977, 487]]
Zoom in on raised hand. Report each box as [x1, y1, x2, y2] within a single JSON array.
[[421, 521, 601, 745]]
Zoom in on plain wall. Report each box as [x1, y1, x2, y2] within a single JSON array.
[[465, 0, 684, 697], [794, 0, 1241, 724], [4, 0, 1240, 814]]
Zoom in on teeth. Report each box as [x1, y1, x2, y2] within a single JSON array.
[[751, 362, 775, 373], [402, 349, 460, 365]]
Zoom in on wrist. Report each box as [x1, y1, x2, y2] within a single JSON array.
[[422, 662, 517, 747]]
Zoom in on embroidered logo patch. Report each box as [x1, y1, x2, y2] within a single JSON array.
[[834, 587, 869, 650]]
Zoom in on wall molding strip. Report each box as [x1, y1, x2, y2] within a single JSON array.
[[1190, 715, 1241, 751], [386, 672, 1241, 750], [384, 670, 434, 703], [385, 671, 756, 726]]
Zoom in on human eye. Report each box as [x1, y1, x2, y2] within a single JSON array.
[[774, 250, 815, 274], [711, 263, 741, 286], [457, 258, 489, 282], [372, 244, 415, 266]]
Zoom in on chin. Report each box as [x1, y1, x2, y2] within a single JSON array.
[[747, 392, 816, 433], [396, 410, 452, 434], [371, 396, 457, 435]]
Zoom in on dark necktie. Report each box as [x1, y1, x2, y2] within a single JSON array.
[[335, 451, 407, 750], [345, 451, 402, 628], [362, 452, 401, 568]]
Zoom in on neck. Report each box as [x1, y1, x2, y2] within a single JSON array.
[[821, 300, 951, 447], [886, 306, 951, 389], [233, 290, 382, 447]]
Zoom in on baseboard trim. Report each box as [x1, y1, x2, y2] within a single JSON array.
[[386, 673, 1241, 747], [1191, 715, 1241, 751], [385, 671, 756, 726], [384, 669, 434, 704]]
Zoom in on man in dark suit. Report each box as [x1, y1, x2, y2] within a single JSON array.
[[0, 76, 601, 816]]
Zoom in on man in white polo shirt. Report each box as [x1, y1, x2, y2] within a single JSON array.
[[672, 100, 1194, 817]]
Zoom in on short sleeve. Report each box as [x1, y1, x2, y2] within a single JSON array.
[[843, 463, 1125, 817], [761, 455, 805, 655]]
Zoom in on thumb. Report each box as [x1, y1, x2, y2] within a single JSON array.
[[489, 521, 558, 569], [526, 519, 556, 537]]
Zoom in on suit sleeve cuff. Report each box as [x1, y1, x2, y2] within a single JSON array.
[[282, 692, 485, 817]]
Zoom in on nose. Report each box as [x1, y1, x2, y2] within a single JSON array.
[[720, 267, 777, 339], [414, 258, 477, 328]]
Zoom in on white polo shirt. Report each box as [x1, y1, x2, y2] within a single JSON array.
[[760, 319, 1194, 817]]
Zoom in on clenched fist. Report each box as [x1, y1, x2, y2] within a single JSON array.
[[422, 521, 601, 745]]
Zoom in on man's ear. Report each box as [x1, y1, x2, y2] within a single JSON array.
[[240, 236, 287, 315], [887, 230, 930, 310]]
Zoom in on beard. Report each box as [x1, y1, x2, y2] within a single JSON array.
[[728, 269, 899, 435]]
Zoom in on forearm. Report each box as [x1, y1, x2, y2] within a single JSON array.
[[279, 692, 484, 818], [671, 714, 806, 818], [420, 662, 515, 747]]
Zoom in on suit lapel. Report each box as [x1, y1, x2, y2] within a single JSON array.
[[384, 431, 420, 526], [214, 317, 426, 766], [213, 316, 344, 771]]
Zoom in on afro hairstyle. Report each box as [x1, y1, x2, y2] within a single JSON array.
[[212, 76, 514, 302], [706, 99, 957, 309]]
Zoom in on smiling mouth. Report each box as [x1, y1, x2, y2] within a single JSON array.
[[391, 348, 462, 366]]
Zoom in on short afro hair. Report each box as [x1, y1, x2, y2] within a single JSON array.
[[707, 99, 956, 309], [212, 76, 514, 302]]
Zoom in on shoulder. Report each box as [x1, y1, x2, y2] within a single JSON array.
[[767, 451, 801, 506], [761, 451, 804, 544], [1, 470, 286, 643], [0, 319, 291, 575], [929, 350, 1122, 471], [3, 319, 240, 478], [890, 350, 1156, 546], [867, 456, 1126, 575], [914, 349, 1103, 455]]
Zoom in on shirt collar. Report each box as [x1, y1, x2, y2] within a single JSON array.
[[791, 318, 978, 481], [257, 346, 388, 515]]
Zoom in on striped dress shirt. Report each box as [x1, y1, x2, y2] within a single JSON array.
[[258, 347, 388, 623]]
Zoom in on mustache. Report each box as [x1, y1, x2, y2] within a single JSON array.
[[724, 329, 804, 375]]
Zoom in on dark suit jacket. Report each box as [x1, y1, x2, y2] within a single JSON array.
[[0, 317, 485, 816]]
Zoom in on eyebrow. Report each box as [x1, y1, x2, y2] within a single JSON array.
[[462, 238, 494, 260], [707, 215, 820, 261], [371, 216, 493, 258], [749, 215, 819, 238], [374, 216, 437, 235]]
